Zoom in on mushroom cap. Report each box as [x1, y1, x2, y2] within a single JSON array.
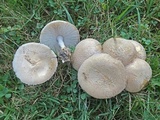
[[125, 58, 152, 93], [12, 42, 58, 85], [71, 38, 102, 70], [103, 38, 137, 66], [40, 20, 80, 53], [78, 53, 127, 99], [129, 40, 146, 60]]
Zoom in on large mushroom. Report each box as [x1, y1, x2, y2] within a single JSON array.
[[103, 38, 137, 66], [12, 43, 58, 85], [125, 58, 152, 92], [78, 53, 127, 99], [40, 20, 80, 63], [71, 38, 102, 70]]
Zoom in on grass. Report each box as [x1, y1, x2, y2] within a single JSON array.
[[0, 0, 160, 119]]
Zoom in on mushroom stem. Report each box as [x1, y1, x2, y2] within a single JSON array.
[[57, 36, 65, 49], [56, 36, 71, 63]]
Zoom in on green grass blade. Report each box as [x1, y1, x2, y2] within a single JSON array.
[[62, 4, 74, 24]]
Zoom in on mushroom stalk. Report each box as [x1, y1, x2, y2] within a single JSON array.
[[57, 36, 65, 49], [56, 36, 71, 63]]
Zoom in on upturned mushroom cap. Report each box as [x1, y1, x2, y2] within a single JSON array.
[[129, 40, 146, 60], [12, 42, 58, 85], [71, 38, 102, 70], [40, 20, 80, 53], [125, 58, 152, 93], [103, 38, 137, 66], [78, 53, 127, 99]]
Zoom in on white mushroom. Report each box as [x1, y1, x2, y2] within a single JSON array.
[[78, 53, 127, 99], [129, 40, 146, 60], [40, 20, 80, 63], [125, 58, 152, 92], [103, 38, 137, 66], [71, 38, 102, 70], [12, 42, 58, 85]]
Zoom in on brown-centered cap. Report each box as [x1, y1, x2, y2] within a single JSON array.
[[125, 58, 152, 92], [103, 38, 137, 66], [71, 38, 102, 70], [12, 42, 58, 85], [78, 53, 127, 99]]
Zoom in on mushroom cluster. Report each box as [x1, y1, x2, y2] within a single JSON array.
[[71, 37, 152, 99], [12, 20, 80, 85], [12, 20, 152, 100]]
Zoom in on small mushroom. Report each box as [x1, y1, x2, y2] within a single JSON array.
[[103, 38, 137, 66], [71, 38, 102, 70], [78, 53, 127, 99], [129, 40, 146, 60], [40, 20, 80, 63], [125, 58, 152, 93], [12, 43, 58, 85]]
